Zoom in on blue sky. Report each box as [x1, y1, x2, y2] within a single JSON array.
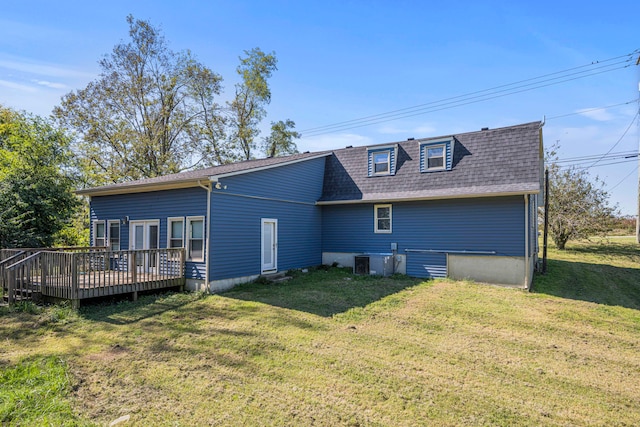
[[1, 1, 639, 215]]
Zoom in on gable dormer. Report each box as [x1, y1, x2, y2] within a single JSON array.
[[367, 144, 398, 177], [419, 138, 455, 172]]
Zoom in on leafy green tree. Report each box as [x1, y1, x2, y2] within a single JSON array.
[[544, 148, 618, 250], [0, 106, 79, 248], [227, 48, 278, 160], [262, 119, 300, 157], [55, 15, 225, 184]]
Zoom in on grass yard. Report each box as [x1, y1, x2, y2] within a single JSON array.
[[1, 238, 639, 426]]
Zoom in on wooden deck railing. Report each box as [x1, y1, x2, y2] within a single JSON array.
[[2, 248, 185, 305]]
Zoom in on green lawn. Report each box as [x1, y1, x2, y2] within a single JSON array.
[[1, 238, 639, 426]]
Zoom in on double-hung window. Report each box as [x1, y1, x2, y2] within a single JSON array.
[[426, 145, 445, 170], [186, 217, 205, 261], [368, 146, 397, 176], [108, 220, 120, 251], [374, 204, 392, 233], [373, 152, 390, 175], [168, 218, 184, 248], [420, 140, 452, 172], [94, 221, 106, 247]]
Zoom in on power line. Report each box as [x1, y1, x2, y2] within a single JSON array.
[[555, 150, 638, 164], [299, 50, 639, 138], [546, 99, 638, 120], [608, 165, 638, 191], [582, 111, 639, 170], [301, 52, 634, 134], [303, 63, 631, 137], [573, 158, 638, 170]]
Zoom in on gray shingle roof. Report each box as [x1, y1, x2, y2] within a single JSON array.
[[319, 121, 542, 203], [78, 121, 543, 201], [76, 151, 331, 196]]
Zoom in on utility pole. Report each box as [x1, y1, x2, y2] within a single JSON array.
[[636, 54, 640, 244], [543, 168, 549, 273]]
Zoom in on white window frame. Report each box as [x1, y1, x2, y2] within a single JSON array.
[[93, 220, 106, 247], [372, 150, 391, 175], [424, 144, 446, 171], [374, 204, 392, 234], [167, 217, 185, 249], [186, 216, 205, 262], [107, 220, 120, 251]]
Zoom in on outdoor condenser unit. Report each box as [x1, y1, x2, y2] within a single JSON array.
[[354, 254, 393, 276]]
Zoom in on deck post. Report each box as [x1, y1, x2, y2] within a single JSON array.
[[7, 269, 15, 305], [41, 254, 47, 290], [130, 251, 137, 283], [71, 254, 78, 301]]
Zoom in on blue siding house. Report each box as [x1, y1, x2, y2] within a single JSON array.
[[78, 121, 543, 290]]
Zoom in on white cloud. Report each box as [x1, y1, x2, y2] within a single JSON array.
[[0, 56, 95, 80], [298, 133, 373, 152], [576, 108, 614, 122], [0, 79, 37, 93], [32, 79, 67, 89]]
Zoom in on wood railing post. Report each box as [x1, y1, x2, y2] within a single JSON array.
[[7, 269, 15, 305], [41, 253, 48, 290], [130, 251, 137, 283], [71, 254, 78, 300]]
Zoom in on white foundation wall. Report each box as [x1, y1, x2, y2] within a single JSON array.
[[448, 255, 527, 287], [209, 274, 260, 293], [185, 279, 207, 292], [322, 252, 406, 275]]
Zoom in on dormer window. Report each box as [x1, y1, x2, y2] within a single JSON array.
[[368, 145, 397, 177], [374, 152, 390, 174], [420, 138, 454, 172], [426, 145, 445, 170]]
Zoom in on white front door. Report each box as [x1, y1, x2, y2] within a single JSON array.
[[130, 220, 159, 272], [261, 219, 277, 273]]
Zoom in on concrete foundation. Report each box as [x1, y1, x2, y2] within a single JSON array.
[[322, 252, 406, 275], [208, 274, 260, 293], [448, 254, 528, 288]]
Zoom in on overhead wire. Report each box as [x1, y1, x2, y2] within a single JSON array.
[[608, 165, 638, 191], [299, 49, 639, 138], [582, 111, 639, 170], [546, 99, 638, 120]]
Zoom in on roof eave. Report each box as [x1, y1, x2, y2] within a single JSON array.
[[316, 189, 540, 205], [75, 179, 204, 197]]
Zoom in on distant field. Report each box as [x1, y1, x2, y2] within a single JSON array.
[[1, 238, 639, 426]]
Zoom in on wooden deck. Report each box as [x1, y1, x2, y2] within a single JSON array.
[[1, 248, 185, 307]]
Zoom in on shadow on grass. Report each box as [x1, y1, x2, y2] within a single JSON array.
[[570, 240, 640, 259], [532, 259, 640, 310], [223, 267, 424, 317], [79, 291, 202, 325]]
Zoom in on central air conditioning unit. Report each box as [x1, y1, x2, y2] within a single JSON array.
[[354, 253, 393, 276]]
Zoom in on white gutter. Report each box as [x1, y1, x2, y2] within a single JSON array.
[[316, 189, 541, 205], [524, 194, 529, 288], [197, 180, 212, 292]]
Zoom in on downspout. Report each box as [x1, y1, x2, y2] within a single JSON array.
[[524, 194, 529, 288], [197, 180, 212, 292]]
